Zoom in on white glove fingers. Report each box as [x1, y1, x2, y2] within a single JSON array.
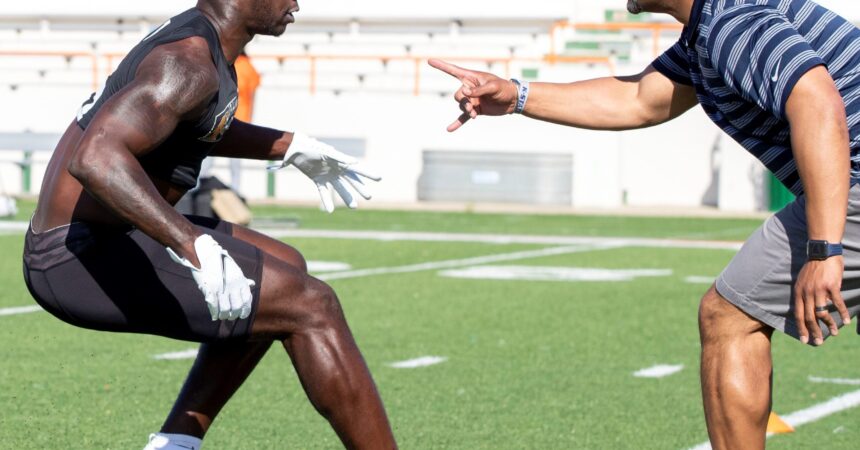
[[228, 289, 243, 320], [218, 292, 232, 320], [345, 172, 372, 200], [205, 293, 219, 321], [347, 164, 382, 182], [316, 181, 335, 213], [239, 281, 253, 320], [331, 178, 358, 209]]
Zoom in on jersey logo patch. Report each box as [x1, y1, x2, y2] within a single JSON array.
[[199, 96, 238, 143]]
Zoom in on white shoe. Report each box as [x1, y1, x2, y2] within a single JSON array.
[[143, 433, 202, 450]]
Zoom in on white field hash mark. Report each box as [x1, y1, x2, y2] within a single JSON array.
[[684, 276, 715, 284], [686, 388, 860, 450], [0, 305, 42, 317], [634, 364, 684, 378], [809, 376, 860, 386], [153, 349, 199, 361], [389, 356, 447, 369]]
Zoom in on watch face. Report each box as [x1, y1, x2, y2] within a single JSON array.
[[808, 241, 829, 259]]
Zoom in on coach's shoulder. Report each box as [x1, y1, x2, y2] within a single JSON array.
[[133, 36, 220, 117], [710, 2, 782, 28]]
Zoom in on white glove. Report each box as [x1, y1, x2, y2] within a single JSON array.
[[166, 234, 255, 321], [268, 132, 382, 213]]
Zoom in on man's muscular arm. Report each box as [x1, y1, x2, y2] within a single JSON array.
[[428, 59, 699, 132], [787, 65, 852, 344], [209, 120, 292, 160], [67, 37, 218, 266]]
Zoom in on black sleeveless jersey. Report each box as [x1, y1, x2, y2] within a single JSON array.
[[76, 8, 238, 190]]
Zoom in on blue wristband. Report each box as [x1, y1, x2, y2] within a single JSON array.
[[511, 78, 530, 114]]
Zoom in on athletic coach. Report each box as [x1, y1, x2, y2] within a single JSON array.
[[431, 0, 860, 448], [22, 1, 396, 449]]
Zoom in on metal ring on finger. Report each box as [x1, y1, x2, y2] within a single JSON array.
[[814, 305, 829, 313]]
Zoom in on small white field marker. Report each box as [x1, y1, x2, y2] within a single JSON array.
[[152, 349, 199, 361], [0, 305, 42, 317], [389, 356, 447, 369], [634, 364, 684, 378], [684, 276, 715, 284], [809, 376, 860, 386]]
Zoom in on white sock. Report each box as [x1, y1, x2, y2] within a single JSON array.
[[143, 432, 203, 450]]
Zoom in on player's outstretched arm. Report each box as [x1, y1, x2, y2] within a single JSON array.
[[214, 121, 381, 213], [67, 37, 219, 266], [429, 59, 698, 132]]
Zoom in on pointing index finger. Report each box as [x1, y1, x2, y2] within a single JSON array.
[[429, 58, 471, 81]]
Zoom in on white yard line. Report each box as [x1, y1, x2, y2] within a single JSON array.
[[0, 305, 42, 317], [686, 388, 860, 450], [633, 364, 684, 378], [389, 356, 447, 369], [260, 228, 744, 251], [152, 349, 199, 360], [318, 244, 620, 281], [809, 376, 860, 386]]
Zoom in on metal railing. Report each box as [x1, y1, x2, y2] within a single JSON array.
[[549, 20, 684, 60], [0, 20, 686, 95]]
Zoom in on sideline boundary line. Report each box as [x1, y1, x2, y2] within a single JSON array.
[[259, 228, 744, 251], [1, 220, 744, 250]]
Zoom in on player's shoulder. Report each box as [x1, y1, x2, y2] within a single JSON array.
[[133, 36, 220, 115]]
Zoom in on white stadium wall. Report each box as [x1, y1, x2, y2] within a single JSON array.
[[0, 1, 858, 212]]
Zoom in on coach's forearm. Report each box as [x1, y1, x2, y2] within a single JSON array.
[[788, 72, 850, 242], [522, 77, 655, 130]]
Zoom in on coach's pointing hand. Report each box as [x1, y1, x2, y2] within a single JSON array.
[[270, 132, 381, 213], [429, 59, 519, 132], [167, 234, 255, 321]]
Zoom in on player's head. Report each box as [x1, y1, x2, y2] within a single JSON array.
[[201, 0, 299, 37], [247, 0, 299, 37]]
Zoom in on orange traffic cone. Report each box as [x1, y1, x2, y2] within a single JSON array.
[[767, 412, 795, 434]]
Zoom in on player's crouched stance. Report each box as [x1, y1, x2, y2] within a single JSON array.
[[21, 2, 396, 449]]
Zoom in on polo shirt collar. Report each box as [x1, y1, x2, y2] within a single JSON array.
[[682, 0, 707, 45]]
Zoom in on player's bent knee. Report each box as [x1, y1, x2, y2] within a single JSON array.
[[298, 279, 345, 329], [261, 275, 345, 336]]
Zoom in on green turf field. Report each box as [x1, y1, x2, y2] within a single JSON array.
[[1, 206, 858, 449]]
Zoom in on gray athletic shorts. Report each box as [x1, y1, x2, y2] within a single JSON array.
[[716, 184, 860, 342], [22, 216, 264, 342]]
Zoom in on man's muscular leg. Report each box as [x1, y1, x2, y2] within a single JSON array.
[[159, 225, 396, 448], [159, 227, 306, 438], [699, 285, 774, 450]]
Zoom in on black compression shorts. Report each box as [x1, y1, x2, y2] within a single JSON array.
[[22, 216, 263, 342]]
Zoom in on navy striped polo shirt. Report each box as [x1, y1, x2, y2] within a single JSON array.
[[653, 0, 860, 195]]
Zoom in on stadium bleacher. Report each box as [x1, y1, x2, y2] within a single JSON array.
[[5, 0, 856, 211]]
